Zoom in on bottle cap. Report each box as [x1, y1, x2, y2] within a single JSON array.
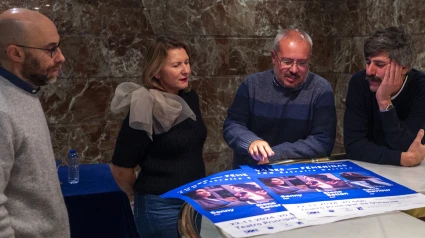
[[70, 149, 76, 153]]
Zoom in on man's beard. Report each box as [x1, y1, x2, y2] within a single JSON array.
[[286, 71, 301, 80], [282, 70, 308, 89], [21, 55, 60, 87]]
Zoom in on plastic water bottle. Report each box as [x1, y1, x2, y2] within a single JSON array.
[[68, 149, 79, 184]]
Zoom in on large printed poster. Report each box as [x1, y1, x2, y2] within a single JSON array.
[[240, 161, 425, 219], [162, 161, 425, 237]]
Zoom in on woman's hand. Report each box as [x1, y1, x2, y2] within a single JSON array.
[[110, 164, 137, 197]]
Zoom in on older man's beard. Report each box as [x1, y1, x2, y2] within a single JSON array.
[[283, 69, 309, 89], [21, 56, 60, 87]]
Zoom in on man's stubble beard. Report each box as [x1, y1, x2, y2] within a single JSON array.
[[21, 55, 59, 87]]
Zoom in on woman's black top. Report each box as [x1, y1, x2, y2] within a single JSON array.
[[112, 90, 207, 195]]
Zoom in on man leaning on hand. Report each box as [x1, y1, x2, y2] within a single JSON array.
[[344, 27, 425, 167]]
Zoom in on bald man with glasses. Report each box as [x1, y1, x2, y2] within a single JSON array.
[[0, 8, 69, 238], [224, 28, 336, 168]]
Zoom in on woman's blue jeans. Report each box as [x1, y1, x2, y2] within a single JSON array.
[[134, 193, 202, 238]]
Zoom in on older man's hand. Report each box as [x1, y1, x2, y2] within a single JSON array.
[[248, 140, 275, 162]]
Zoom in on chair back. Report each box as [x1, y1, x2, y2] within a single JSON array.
[[178, 203, 201, 238]]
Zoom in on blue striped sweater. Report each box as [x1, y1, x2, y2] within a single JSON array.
[[223, 69, 336, 168]]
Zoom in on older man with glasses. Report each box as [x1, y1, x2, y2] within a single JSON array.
[[0, 8, 69, 238], [223, 28, 336, 168]]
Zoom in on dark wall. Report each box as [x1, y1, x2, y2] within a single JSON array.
[[2, 0, 424, 175]]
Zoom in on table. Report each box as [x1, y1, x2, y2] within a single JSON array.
[[59, 164, 139, 238], [215, 160, 425, 238], [218, 212, 425, 238]]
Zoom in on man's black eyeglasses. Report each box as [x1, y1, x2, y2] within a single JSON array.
[[15, 42, 61, 58]]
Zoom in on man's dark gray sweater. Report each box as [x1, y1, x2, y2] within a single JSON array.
[[0, 73, 69, 237]]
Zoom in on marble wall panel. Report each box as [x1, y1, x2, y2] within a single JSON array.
[[397, 0, 425, 35], [330, 0, 363, 37], [277, 0, 337, 38], [317, 73, 338, 92], [0, 0, 52, 10], [202, 116, 230, 155], [248, 0, 281, 36], [334, 73, 352, 110], [185, 37, 230, 76], [338, 0, 425, 37], [5, 0, 425, 170], [59, 35, 147, 78], [191, 76, 245, 117], [310, 37, 335, 73], [334, 108, 345, 155], [142, 7, 167, 35], [162, 0, 257, 36], [50, 121, 122, 164], [358, 0, 404, 36], [187, 37, 273, 76], [204, 151, 233, 175], [48, 2, 146, 35], [191, 76, 245, 161], [332, 143, 345, 155], [40, 77, 137, 124], [313, 73, 345, 150], [413, 35, 425, 72], [0, 1, 149, 35], [332, 37, 365, 74]]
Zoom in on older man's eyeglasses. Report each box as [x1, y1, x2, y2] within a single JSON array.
[[273, 50, 310, 70], [15, 42, 61, 58]]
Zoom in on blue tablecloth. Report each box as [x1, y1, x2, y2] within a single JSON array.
[[59, 164, 139, 238]]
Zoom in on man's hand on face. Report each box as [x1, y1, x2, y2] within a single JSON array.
[[375, 61, 404, 111], [401, 129, 425, 167], [248, 140, 275, 163]]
